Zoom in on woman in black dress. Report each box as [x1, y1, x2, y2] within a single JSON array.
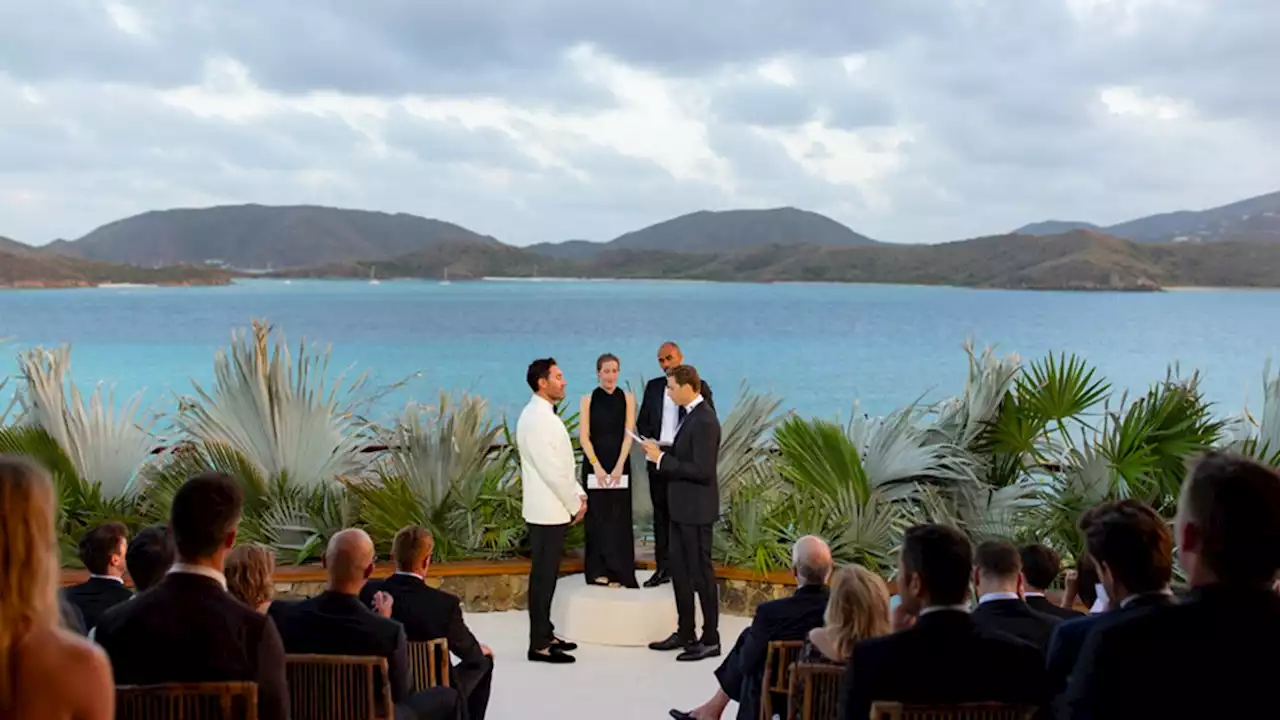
[[578, 353, 639, 588]]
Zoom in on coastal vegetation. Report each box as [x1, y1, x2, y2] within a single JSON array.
[[0, 237, 231, 288], [3, 320, 1276, 578]]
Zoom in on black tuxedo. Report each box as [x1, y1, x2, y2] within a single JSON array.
[[271, 591, 460, 720], [637, 376, 713, 574], [1026, 594, 1084, 621], [361, 573, 493, 720], [715, 584, 829, 720], [971, 597, 1062, 652], [657, 399, 721, 645], [63, 576, 132, 631], [839, 610, 1049, 720], [1046, 592, 1175, 699], [94, 571, 290, 720], [1063, 584, 1280, 719]]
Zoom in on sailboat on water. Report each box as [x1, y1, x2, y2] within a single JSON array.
[[440, 268, 450, 286], [368, 266, 380, 285]]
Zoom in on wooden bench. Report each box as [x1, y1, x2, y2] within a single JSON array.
[[116, 681, 258, 720]]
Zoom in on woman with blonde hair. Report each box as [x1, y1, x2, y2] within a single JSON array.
[[0, 455, 114, 719], [804, 565, 892, 663], [226, 543, 277, 613]]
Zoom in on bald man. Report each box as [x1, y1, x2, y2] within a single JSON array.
[[270, 530, 461, 720], [671, 537, 833, 720]]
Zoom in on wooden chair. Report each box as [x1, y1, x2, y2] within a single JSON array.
[[285, 654, 393, 720], [407, 638, 451, 690], [760, 640, 805, 720], [116, 681, 258, 720], [786, 663, 842, 720], [869, 702, 1038, 720]]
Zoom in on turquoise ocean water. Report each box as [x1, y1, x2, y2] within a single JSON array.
[[2, 279, 1278, 424]]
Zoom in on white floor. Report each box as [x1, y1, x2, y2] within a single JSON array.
[[466, 577, 750, 720]]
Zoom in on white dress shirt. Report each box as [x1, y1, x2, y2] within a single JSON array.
[[88, 574, 125, 583], [517, 394, 586, 525], [978, 591, 1021, 604], [167, 562, 228, 590], [659, 392, 680, 445], [656, 395, 703, 468]]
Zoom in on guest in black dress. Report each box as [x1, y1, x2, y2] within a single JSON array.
[[578, 353, 639, 588]]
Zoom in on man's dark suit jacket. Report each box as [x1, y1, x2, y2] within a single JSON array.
[[722, 584, 830, 720], [1063, 584, 1280, 719], [1026, 594, 1085, 621], [636, 377, 714, 443], [63, 576, 132, 631], [839, 609, 1049, 720], [656, 400, 720, 525], [971, 598, 1062, 652], [1045, 592, 1175, 696], [94, 571, 289, 720]]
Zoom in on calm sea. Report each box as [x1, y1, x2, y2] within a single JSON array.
[[2, 279, 1279, 424]]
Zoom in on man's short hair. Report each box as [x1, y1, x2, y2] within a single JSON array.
[[78, 521, 128, 575], [1182, 451, 1280, 584], [392, 526, 435, 572], [1019, 544, 1063, 590], [126, 524, 176, 592], [668, 364, 701, 391], [526, 358, 557, 392], [1082, 499, 1173, 594], [170, 472, 244, 561], [974, 539, 1021, 579], [901, 524, 972, 606]]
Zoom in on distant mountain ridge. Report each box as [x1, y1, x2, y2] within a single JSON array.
[[1015, 190, 1280, 244]]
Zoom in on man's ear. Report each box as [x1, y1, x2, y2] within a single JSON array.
[[223, 529, 237, 550], [364, 563, 374, 580], [1016, 572, 1025, 596], [321, 553, 329, 570], [972, 567, 981, 590], [1180, 521, 1201, 554]]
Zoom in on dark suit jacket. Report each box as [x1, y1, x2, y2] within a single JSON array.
[[732, 584, 830, 720], [636, 376, 714, 443], [360, 573, 485, 666], [1045, 592, 1175, 696], [971, 598, 1061, 652], [271, 591, 412, 706], [63, 576, 132, 631], [94, 572, 289, 720], [1026, 594, 1085, 621], [839, 610, 1049, 720], [60, 596, 87, 635], [656, 400, 720, 525], [1063, 584, 1280, 719]]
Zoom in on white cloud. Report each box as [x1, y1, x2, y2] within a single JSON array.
[[1100, 86, 1190, 120]]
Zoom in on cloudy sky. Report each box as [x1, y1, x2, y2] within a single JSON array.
[[2, 0, 1277, 247]]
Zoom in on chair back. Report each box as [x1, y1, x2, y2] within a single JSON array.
[[869, 702, 1038, 720], [407, 638, 451, 690], [760, 640, 805, 720], [787, 663, 842, 720], [285, 654, 392, 720], [116, 681, 258, 720]]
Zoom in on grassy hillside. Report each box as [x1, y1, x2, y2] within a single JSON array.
[[0, 249, 232, 288]]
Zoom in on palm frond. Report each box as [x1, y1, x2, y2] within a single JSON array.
[[847, 402, 976, 497], [775, 416, 873, 505], [1015, 352, 1111, 431], [717, 382, 787, 498]]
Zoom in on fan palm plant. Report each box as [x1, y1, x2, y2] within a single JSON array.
[[716, 383, 787, 500], [1220, 360, 1280, 466]]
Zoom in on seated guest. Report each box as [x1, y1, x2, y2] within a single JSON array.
[[63, 521, 132, 631], [361, 526, 493, 720], [802, 565, 892, 664], [671, 536, 834, 720], [60, 596, 87, 635], [1059, 554, 1101, 614], [1065, 453, 1280, 719], [839, 524, 1049, 720], [272, 529, 460, 720], [94, 473, 289, 720], [971, 539, 1061, 651], [1019, 543, 1083, 619], [125, 524, 176, 593], [0, 456, 114, 720], [227, 543, 276, 613], [1046, 499, 1174, 698]]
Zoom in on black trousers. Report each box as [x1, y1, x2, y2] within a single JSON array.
[[648, 465, 671, 572], [396, 686, 461, 720], [527, 522, 569, 650], [454, 655, 493, 720], [670, 520, 718, 646]]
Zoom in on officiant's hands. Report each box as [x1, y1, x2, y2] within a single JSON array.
[[642, 439, 661, 463]]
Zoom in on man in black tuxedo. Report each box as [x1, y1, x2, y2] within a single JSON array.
[[1019, 543, 1084, 620], [839, 524, 1049, 720], [361, 526, 494, 720], [125, 523, 176, 592], [643, 364, 721, 662], [636, 341, 714, 588], [671, 536, 833, 720], [1064, 453, 1280, 719], [63, 521, 132, 631], [1046, 499, 1175, 699], [970, 539, 1061, 652], [94, 472, 289, 720], [273, 528, 461, 720]]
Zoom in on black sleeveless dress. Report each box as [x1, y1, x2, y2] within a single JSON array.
[[581, 387, 639, 587]]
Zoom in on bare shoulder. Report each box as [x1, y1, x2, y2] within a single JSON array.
[[57, 628, 112, 675]]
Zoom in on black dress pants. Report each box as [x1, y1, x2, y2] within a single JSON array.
[[527, 521, 569, 649], [669, 520, 718, 645], [648, 464, 671, 572], [454, 655, 493, 720]]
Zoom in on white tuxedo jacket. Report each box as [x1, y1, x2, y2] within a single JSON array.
[[516, 394, 585, 525]]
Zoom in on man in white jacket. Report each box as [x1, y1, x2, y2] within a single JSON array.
[[517, 357, 588, 664]]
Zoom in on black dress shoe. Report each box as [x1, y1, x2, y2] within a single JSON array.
[[676, 643, 722, 662], [643, 570, 671, 588], [527, 648, 576, 664], [550, 637, 577, 652], [648, 633, 693, 651], [669, 711, 695, 720]]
